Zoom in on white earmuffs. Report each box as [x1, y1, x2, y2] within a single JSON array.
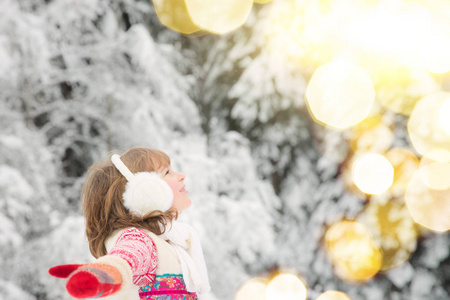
[[111, 154, 173, 216]]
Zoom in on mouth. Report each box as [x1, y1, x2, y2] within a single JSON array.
[[180, 186, 188, 193]]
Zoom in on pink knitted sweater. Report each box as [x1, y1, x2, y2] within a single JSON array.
[[106, 227, 197, 300]]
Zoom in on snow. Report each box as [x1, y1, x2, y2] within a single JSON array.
[[0, 165, 33, 203], [0, 0, 448, 299], [0, 38, 12, 80], [0, 213, 23, 249], [0, 135, 24, 149], [386, 262, 415, 289], [419, 234, 450, 269], [0, 279, 34, 300], [410, 269, 436, 300]]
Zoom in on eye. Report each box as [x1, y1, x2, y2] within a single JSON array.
[[165, 169, 170, 175]]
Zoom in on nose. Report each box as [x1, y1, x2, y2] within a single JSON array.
[[178, 173, 185, 182]]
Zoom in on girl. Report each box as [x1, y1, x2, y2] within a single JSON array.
[[49, 147, 210, 299]]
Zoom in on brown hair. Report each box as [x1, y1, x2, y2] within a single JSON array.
[[81, 147, 178, 258]]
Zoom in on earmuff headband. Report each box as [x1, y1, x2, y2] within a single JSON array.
[[111, 154, 135, 181], [110, 153, 174, 216]]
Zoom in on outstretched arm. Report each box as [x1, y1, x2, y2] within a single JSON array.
[[108, 227, 158, 286], [49, 263, 122, 298], [49, 227, 157, 298]]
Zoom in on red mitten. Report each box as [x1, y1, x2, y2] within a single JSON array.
[[49, 264, 83, 278], [49, 263, 122, 298]]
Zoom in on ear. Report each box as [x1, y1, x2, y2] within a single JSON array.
[[122, 172, 173, 216], [111, 154, 173, 216]]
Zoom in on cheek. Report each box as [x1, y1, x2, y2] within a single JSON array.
[[171, 189, 181, 206], [172, 190, 191, 210], [162, 179, 179, 204], [164, 179, 178, 195]]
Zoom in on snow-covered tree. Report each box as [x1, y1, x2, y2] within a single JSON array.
[[1, 0, 448, 299]]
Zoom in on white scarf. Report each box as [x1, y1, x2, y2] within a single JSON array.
[[160, 221, 210, 294]]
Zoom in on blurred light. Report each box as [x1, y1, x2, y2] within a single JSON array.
[[343, 4, 432, 68], [235, 277, 268, 300], [325, 221, 382, 282], [423, 148, 450, 162], [266, 273, 307, 300], [352, 153, 394, 194], [305, 61, 375, 130], [264, 0, 449, 102], [358, 198, 418, 271], [152, 0, 202, 34], [316, 290, 351, 300], [264, 0, 319, 69], [419, 149, 450, 190], [405, 171, 450, 232], [375, 67, 438, 116], [349, 115, 394, 154], [407, 92, 450, 156], [420, 34, 450, 74], [385, 148, 420, 197], [440, 99, 450, 135], [341, 156, 367, 198], [254, 0, 273, 3], [185, 0, 253, 34]]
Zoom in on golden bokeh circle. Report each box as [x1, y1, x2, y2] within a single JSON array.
[[352, 153, 394, 195], [235, 277, 268, 300], [152, 0, 202, 34], [316, 290, 351, 300], [358, 198, 418, 270], [324, 221, 382, 282], [265, 273, 307, 300], [185, 0, 254, 34], [306, 61, 375, 130], [405, 170, 450, 232], [407, 92, 450, 156], [418, 149, 450, 190]]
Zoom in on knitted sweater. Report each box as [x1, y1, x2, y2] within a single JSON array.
[[97, 227, 197, 300]]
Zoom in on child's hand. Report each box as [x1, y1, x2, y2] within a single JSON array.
[[49, 263, 122, 298]]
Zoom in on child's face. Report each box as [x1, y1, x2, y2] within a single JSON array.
[[161, 165, 191, 212]]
